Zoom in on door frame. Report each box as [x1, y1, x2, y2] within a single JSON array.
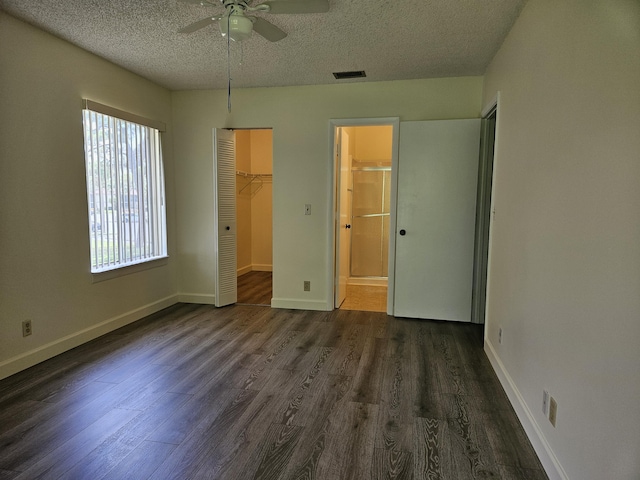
[[476, 92, 501, 327], [471, 94, 500, 324], [334, 128, 351, 308], [328, 117, 400, 314]]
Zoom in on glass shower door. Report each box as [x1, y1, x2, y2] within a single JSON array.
[[350, 167, 391, 278]]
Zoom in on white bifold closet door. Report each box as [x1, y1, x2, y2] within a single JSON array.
[[394, 119, 481, 322], [213, 128, 237, 307]]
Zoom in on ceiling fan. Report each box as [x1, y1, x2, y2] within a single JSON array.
[[178, 0, 330, 42]]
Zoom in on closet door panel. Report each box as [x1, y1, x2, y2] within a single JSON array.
[[213, 128, 237, 307], [393, 119, 480, 321]]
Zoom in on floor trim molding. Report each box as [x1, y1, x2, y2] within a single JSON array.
[[237, 265, 253, 276], [0, 294, 179, 381], [177, 293, 216, 305], [271, 297, 331, 311], [484, 339, 568, 480]]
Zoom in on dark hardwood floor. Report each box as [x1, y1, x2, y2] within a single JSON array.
[[0, 304, 548, 480], [237, 271, 272, 306]]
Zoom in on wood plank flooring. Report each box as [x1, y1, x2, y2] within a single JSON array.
[[237, 271, 272, 306], [0, 304, 548, 480]]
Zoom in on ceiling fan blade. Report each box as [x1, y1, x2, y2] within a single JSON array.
[[252, 17, 287, 42], [259, 0, 329, 14], [178, 16, 220, 34]]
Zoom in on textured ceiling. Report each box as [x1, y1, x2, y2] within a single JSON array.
[[0, 0, 527, 91]]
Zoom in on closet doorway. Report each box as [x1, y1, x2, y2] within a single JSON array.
[[235, 129, 273, 306], [334, 124, 396, 313]]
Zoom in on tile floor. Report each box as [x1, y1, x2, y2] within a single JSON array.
[[339, 284, 388, 312]]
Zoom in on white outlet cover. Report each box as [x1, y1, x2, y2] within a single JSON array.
[[549, 396, 558, 427], [542, 390, 549, 415]]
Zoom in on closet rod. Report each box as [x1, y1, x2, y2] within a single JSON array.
[[236, 170, 272, 177], [351, 166, 391, 172]]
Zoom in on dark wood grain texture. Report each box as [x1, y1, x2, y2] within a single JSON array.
[[0, 304, 548, 480], [238, 271, 272, 305]]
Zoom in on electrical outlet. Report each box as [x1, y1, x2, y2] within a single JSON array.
[[498, 327, 503, 344], [22, 320, 32, 337], [303, 280, 311, 291], [549, 396, 558, 427], [542, 390, 549, 416]]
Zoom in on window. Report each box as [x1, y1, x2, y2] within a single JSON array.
[[82, 100, 167, 273]]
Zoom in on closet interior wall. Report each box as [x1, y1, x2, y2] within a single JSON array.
[[235, 129, 273, 276]]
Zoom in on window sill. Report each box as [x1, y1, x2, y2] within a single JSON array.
[[90, 256, 169, 283]]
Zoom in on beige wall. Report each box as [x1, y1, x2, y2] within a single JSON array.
[[236, 130, 253, 273], [482, 1, 640, 479], [235, 129, 273, 275], [172, 77, 483, 309], [352, 125, 393, 164], [0, 13, 177, 378], [249, 130, 273, 271]]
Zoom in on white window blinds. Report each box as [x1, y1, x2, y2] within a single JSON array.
[[82, 102, 167, 273]]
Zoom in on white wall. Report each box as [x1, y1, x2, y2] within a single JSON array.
[[0, 13, 177, 379], [171, 77, 483, 309], [482, 1, 640, 479]]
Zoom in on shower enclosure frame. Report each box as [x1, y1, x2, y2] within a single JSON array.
[[349, 165, 392, 281]]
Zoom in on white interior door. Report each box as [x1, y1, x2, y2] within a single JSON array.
[[213, 128, 237, 307], [335, 129, 351, 307], [393, 119, 481, 321]]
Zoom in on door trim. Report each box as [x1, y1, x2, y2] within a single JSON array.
[[471, 95, 499, 324], [327, 118, 400, 314], [479, 92, 501, 328]]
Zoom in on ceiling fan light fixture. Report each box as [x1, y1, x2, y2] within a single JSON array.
[[219, 13, 253, 41]]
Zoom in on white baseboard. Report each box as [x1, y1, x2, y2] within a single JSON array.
[[347, 277, 387, 286], [271, 297, 332, 311], [251, 264, 272, 272], [237, 265, 272, 276], [484, 339, 569, 480], [237, 265, 253, 276], [0, 294, 179, 381], [177, 293, 216, 305]]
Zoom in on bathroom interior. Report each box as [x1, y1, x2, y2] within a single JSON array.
[[337, 125, 393, 313]]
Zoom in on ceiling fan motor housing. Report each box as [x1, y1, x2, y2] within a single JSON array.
[[179, 0, 329, 41], [219, 12, 253, 41], [219, 3, 253, 41]]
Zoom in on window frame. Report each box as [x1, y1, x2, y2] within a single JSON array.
[[81, 100, 168, 277]]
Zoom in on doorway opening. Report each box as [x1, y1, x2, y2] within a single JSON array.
[[332, 122, 398, 313], [234, 129, 273, 306]]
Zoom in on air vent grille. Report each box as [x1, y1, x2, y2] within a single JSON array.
[[333, 70, 366, 80]]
